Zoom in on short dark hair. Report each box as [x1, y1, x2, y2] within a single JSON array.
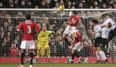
[[108, 22, 112, 28], [102, 13, 112, 18], [91, 19, 98, 24], [72, 11, 77, 15], [25, 14, 31, 20]]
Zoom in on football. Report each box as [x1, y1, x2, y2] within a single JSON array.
[[58, 5, 64, 11]]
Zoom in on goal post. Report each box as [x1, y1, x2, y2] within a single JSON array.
[[0, 8, 116, 19], [0, 8, 116, 63], [0, 8, 116, 11]]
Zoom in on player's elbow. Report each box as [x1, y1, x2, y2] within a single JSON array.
[[17, 29, 20, 31]]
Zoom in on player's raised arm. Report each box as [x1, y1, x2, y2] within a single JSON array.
[[17, 22, 23, 32], [35, 22, 41, 33]]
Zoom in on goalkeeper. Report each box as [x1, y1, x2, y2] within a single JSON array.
[[37, 24, 54, 57]]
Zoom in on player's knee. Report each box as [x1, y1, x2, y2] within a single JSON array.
[[38, 48, 41, 50], [71, 49, 75, 54], [29, 52, 34, 57], [45, 47, 49, 51]]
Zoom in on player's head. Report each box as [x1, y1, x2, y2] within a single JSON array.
[[90, 19, 99, 26], [102, 13, 112, 19], [25, 14, 31, 20], [107, 22, 112, 28], [42, 24, 46, 31], [72, 11, 77, 16]]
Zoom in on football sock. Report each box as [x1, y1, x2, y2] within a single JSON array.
[[30, 52, 34, 65], [64, 38, 71, 46], [71, 53, 75, 60], [21, 52, 25, 65]]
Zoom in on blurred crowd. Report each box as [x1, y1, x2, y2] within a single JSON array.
[[0, 0, 116, 8], [0, 10, 95, 57], [0, 0, 116, 58], [0, 11, 116, 57]]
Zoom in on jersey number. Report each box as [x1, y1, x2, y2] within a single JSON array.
[[27, 25, 31, 34]]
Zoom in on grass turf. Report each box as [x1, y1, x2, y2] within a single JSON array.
[[0, 63, 116, 67]]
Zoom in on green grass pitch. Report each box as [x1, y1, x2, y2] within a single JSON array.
[[0, 63, 116, 67]]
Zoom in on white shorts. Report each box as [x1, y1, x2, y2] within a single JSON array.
[[20, 40, 36, 49], [70, 42, 82, 52], [63, 25, 76, 36], [96, 51, 107, 60]]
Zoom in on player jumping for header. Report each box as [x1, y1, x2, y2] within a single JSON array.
[[63, 11, 80, 37], [68, 30, 83, 63]]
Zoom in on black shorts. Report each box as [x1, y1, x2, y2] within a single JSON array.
[[74, 50, 80, 58], [101, 38, 108, 48], [108, 27, 116, 41], [94, 37, 102, 47]]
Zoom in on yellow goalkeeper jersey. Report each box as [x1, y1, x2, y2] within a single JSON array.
[[37, 30, 54, 57], [37, 30, 54, 41]]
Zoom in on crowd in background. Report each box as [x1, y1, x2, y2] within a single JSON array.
[[0, 0, 116, 57], [0, 10, 115, 57], [0, 0, 116, 8], [0, 10, 96, 57]]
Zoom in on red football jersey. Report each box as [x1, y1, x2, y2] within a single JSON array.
[[17, 20, 40, 40], [68, 15, 80, 27], [75, 31, 82, 43]]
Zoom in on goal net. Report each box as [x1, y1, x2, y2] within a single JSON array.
[[0, 9, 116, 63]]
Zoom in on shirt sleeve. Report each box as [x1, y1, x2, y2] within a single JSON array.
[[76, 32, 82, 42], [35, 23, 41, 32], [101, 19, 109, 26], [96, 25, 101, 33], [37, 32, 41, 40], [17, 22, 23, 31], [75, 16, 80, 22], [47, 31, 54, 35]]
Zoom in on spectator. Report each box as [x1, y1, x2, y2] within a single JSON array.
[[0, 0, 116, 8], [98, 0, 103, 8], [113, 3, 116, 8], [27, 0, 33, 8], [54, 2, 59, 8], [78, 2, 84, 8], [2, 37, 11, 56], [93, 1, 98, 8], [9, 0, 15, 8], [14, 35, 21, 49], [0, 31, 4, 47], [0, 1, 116, 58], [20, 0, 26, 8], [9, 42, 19, 57], [67, 1, 72, 8], [82, 0, 87, 8], [0, 1, 3, 8], [102, 3, 107, 8]]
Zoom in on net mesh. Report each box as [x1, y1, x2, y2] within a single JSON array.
[[0, 9, 116, 63]]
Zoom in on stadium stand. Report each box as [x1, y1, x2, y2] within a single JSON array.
[[0, 0, 116, 8], [0, 10, 116, 57], [0, 0, 116, 63]]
